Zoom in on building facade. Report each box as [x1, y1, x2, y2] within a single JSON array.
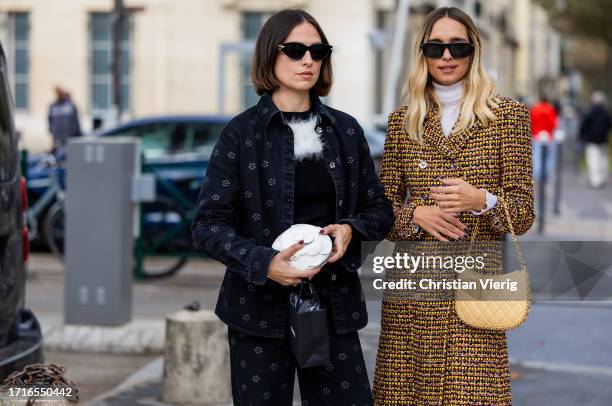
[[0, 0, 560, 152]]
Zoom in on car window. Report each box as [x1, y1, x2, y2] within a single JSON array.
[[107, 123, 175, 159], [168, 123, 188, 154], [138, 123, 176, 158], [103, 120, 226, 159], [188, 122, 225, 154], [104, 127, 137, 139]]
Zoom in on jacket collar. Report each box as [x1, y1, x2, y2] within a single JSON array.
[[423, 101, 481, 158], [257, 92, 334, 127]]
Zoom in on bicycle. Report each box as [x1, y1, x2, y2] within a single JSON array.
[[26, 153, 66, 260], [27, 151, 200, 277], [135, 170, 197, 279]]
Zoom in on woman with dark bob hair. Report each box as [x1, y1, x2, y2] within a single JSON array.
[[192, 9, 393, 405]]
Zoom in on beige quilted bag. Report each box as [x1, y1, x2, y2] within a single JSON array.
[[455, 197, 531, 331]]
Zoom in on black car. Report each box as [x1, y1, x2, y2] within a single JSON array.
[[0, 43, 43, 381]]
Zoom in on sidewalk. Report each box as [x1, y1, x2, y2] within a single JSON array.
[[25, 254, 223, 402], [525, 165, 612, 240], [90, 303, 612, 405], [26, 252, 612, 406]]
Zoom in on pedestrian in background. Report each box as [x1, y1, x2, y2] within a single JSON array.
[[530, 94, 559, 182], [48, 86, 82, 153], [580, 91, 611, 189], [374, 6, 534, 405], [192, 9, 392, 406]]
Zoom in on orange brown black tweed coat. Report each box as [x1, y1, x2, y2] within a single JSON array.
[[373, 97, 535, 405]]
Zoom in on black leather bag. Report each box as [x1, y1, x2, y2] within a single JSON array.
[[288, 280, 330, 368]]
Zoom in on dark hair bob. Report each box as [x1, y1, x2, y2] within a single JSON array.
[[251, 9, 333, 96]]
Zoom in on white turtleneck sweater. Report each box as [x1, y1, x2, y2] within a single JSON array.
[[432, 81, 497, 215], [433, 80, 463, 138]]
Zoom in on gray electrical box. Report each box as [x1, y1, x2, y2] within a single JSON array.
[[64, 137, 141, 326]]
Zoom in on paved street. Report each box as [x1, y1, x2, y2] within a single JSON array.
[[27, 256, 612, 405], [525, 164, 612, 241], [83, 299, 612, 406]]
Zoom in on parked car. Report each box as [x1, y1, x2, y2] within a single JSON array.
[[26, 116, 229, 240], [97, 115, 231, 247], [96, 115, 230, 203], [98, 116, 233, 277], [0, 43, 43, 381]]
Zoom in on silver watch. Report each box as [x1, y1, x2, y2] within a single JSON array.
[[410, 221, 420, 235]]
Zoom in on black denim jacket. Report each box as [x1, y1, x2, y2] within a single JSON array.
[[192, 93, 393, 338]]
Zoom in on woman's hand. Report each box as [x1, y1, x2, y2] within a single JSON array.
[[267, 242, 322, 286], [430, 178, 486, 214], [412, 205, 467, 241], [320, 224, 352, 263]]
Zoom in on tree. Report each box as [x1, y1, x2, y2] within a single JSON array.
[[538, 0, 612, 42], [537, 0, 612, 93]]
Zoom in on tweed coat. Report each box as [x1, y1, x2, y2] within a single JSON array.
[[373, 96, 535, 405]]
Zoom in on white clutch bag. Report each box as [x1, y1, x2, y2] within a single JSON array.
[[272, 224, 333, 271]]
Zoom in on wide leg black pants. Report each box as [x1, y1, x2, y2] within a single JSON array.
[[228, 327, 373, 406]]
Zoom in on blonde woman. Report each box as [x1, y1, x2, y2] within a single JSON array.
[[373, 7, 534, 405]]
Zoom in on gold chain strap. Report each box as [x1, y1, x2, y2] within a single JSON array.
[[469, 195, 526, 270]]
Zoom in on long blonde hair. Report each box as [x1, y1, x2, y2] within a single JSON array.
[[402, 7, 498, 143]]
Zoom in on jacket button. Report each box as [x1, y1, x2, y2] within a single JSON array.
[[329, 162, 336, 169], [331, 273, 337, 281]]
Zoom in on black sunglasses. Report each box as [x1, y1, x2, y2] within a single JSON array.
[[277, 42, 333, 61], [421, 42, 474, 59]]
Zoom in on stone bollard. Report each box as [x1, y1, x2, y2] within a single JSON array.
[[161, 310, 230, 405]]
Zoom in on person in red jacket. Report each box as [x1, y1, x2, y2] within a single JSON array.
[[530, 96, 558, 181]]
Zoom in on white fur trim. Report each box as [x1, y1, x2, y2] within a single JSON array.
[[287, 115, 324, 160]]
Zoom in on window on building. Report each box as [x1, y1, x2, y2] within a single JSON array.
[[89, 12, 132, 115], [9, 12, 29, 110], [241, 12, 272, 109]]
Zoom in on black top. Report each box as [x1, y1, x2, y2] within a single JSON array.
[[281, 110, 312, 121], [282, 110, 336, 228]]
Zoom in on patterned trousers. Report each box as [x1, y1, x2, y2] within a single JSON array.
[[228, 326, 373, 406]]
